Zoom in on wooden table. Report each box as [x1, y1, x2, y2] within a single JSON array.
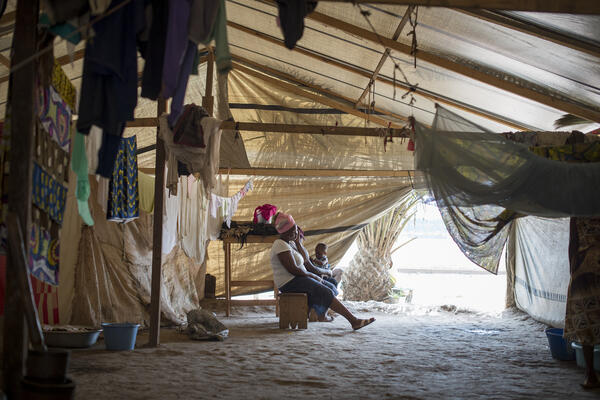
[[222, 234, 279, 317]]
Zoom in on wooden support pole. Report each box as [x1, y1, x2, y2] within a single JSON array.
[[2, 0, 39, 395], [129, 119, 410, 134], [202, 48, 215, 116], [355, 6, 414, 108], [224, 242, 231, 317], [147, 97, 167, 347]]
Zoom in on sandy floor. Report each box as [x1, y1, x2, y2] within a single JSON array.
[[68, 302, 597, 399]]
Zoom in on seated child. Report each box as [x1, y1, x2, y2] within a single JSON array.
[[311, 243, 343, 288]]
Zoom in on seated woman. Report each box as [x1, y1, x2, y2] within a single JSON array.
[[270, 212, 375, 330]]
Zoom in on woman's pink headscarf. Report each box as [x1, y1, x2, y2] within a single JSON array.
[[275, 212, 295, 234]]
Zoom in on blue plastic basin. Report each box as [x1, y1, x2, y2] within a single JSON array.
[[101, 323, 140, 351], [545, 328, 575, 361]]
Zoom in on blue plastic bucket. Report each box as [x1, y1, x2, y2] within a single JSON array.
[[571, 342, 600, 371], [101, 323, 140, 351], [545, 328, 575, 361]]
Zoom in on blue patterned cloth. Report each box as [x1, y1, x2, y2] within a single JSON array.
[[32, 162, 68, 225], [108, 136, 139, 223]]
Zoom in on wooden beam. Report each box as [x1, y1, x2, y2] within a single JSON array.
[[228, 21, 531, 130], [219, 168, 414, 177], [232, 54, 408, 123], [147, 96, 167, 348], [139, 167, 415, 177], [3, 0, 39, 396], [457, 9, 600, 58], [131, 119, 408, 137], [316, 0, 600, 14], [232, 61, 404, 128], [306, 10, 600, 123], [126, 117, 158, 127], [356, 6, 414, 107]]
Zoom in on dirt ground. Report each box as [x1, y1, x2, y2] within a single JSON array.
[[67, 302, 597, 399]]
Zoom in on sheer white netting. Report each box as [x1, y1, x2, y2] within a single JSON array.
[[414, 105, 600, 273]]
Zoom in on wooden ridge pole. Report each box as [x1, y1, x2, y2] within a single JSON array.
[[2, 0, 39, 395], [147, 96, 167, 347]]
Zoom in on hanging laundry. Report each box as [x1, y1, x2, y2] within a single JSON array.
[[188, 0, 219, 44], [160, 113, 222, 192], [162, 0, 192, 99], [39, 13, 87, 45], [138, 171, 155, 214], [89, 0, 112, 15], [189, 0, 231, 74], [253, 204, 278, 224], [162, 181, 179, 254], [276, 0, 318, 50], [38, 85, 72, 153], [29, 223, 60, 286], [140, 0, 169, 100], [85, 125, 103, 174], [179, 176, 211, 263], [107, 136, 139, 223], [32, 162, 68, 225], [77, 0, 145, 177], [42, 0, 89, 25], [51, 61, 77, 110], [71, 131, 94, 226], [208, 179, 253, 239], [172, 104, 209, 147]]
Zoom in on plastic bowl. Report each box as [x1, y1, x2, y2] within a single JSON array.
[[101, 323, 140, 351], [545, 328, 575, 361], [571, 342, 600, 371]]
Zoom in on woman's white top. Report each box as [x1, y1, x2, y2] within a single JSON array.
[[270, 239, 307, 288]]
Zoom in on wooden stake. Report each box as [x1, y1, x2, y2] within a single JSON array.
[[147, 96, 167, 348], [2, 0, 39, 395]]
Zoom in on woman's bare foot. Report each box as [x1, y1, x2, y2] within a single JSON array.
[[352, 317, 375, 331]]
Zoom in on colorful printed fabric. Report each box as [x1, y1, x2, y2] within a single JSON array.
[[52, 61, 77, 110], [31, 275, 60, 324], [28, 223, 59, 286], [530, 142, 600, 163], [32, 162, 68, 225], [38, 85, 72, 153], [107, 136, 139, 223]]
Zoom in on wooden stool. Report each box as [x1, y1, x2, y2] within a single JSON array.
[[278, 293, 308, 329]]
